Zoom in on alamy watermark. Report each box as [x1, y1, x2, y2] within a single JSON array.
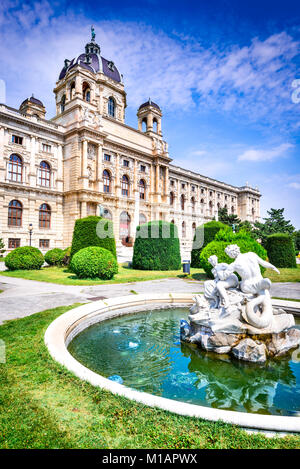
[[291, 79, 300, 104]]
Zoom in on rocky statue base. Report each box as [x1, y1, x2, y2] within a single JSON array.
[[181, 291, 300, 363], [180, 245, 300, 364]]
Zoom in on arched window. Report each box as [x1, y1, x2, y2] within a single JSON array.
[[192, 222, 196, 233], [139, 179, 145, 200], [139, 213, 147, 225], [83, 82, 91, 102], [231, 206, 235, 214], [39, 161, 51, 187], [209, 200, 213, 215], [171, 219, 175, 224], [39, 203, 51, 228], [60, 94, 66, 113], [180, 194, 185, 211], [170, 191, 175, 206], [191, 197, 195, 212], [103, 170, 111, 193], [8, 200, 22, 226], [122, 175, 129, 197], [120, 211, 131, 240], [182, 221, 186, 238], [108, 97, 115, 117], [70, 82, 75, 99], [8, 154, 23, 182], [142, 118, 147, 132]]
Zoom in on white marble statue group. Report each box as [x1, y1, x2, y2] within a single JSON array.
[[182, 245, 300, 362], [203, 244, 280, 329]]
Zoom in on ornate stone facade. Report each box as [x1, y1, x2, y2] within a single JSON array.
[[0, 32, 260, 254]]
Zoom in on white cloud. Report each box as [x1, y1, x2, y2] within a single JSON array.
[[289, 182, 300, 189], [0, 0, 299, 130], [237, 143, 294, 162]]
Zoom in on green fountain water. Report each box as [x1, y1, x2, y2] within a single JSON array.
[[68, 307, 300, 416]]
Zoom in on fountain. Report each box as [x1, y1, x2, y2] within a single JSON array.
[[44, 244, 300, 432], [181, 244, 300, 363]]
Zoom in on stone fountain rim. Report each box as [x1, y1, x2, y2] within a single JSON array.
[[44, 293, 300, 434]]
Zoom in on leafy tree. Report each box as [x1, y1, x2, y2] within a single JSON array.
[[0, 237, 5, 258], [253, 208, 295, 247], [218, 207, 241, 230]]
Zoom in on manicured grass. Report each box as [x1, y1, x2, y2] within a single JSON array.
[[263, 265, 300, 283], [0, 264, 207, 286], [0, 304, 299, 449]]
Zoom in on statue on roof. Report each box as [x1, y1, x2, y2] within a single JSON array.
[[91, 25, 96, 41]]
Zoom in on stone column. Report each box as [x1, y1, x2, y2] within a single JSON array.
[[97, 143, 103, 192], [164, 166, 169, 195], [81, 139, 89, 189], [56, 144, 63, 191], [81, 201, 87, 218], [115, 153, 120, 197], [155, 163, 159, 193], [29, 135, 36, 186]]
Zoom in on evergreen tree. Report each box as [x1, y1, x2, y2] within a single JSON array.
[[218, 207, 241, 230], [253, 208, 295, 247]]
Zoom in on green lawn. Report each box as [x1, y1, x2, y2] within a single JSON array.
[[263, 265, 300, 283], [0, 304, 299, 449], [0, 264, 299, 285], [0, 264, 207, 286]]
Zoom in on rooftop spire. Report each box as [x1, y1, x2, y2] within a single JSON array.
[[91, 25, 96, 42]]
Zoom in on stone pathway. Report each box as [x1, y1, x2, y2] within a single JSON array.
[[0, 272, 299, 324]]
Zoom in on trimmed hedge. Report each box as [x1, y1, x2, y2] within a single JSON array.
[[132, 220, 181, 271], [44, 248, 64, 266], [266, 233, 297, 268], [191, 221, 229, 268], [70, 246, 118, 279], [200, 231, 267, 278], [5, 246, 44, 271], [70, 216, 116, 260]]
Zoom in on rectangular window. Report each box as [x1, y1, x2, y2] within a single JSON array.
[[12, 135, 23, 145], [104, 154, 111, 162], [170, 180, 174, 186], [123, 160, 129, 167], [8, 238, 20, 249], [140, 165, 146, 172], [181, 183, 185, 189], [39, 239, 50, 249], [42, 143, 51, 153], [191, 185, 195, 192]]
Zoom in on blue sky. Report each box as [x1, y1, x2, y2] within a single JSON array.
[[1, 0, 300, 227]]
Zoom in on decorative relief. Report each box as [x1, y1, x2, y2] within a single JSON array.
[[87, 143, 96, 160], [82, 107, 102, 129]]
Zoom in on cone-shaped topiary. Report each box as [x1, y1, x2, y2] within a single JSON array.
[[5, 246, 44, 271], [200, 231, 267, 278], [70, 246, 118, 279], [70, 216, 116, 260], [191, 221, 230, 268], [266, 233, 297, 268], [132, 220, 181, 271]]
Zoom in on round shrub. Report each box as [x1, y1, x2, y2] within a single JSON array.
[[44, 248, 64, 266], [200, 231, 267, 278], [70, 246, 118, 279], [132, 220, 181, 271], [70, 216, 116, 260], [266, 233, 297, 268], [191, 221, 230, 268], [5, 246, 44, 271]]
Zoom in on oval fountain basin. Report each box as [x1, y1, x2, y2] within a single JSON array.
[[68, 307, 300, 417]]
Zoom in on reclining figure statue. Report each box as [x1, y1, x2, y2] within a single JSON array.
[[224, 244, 280, 329]]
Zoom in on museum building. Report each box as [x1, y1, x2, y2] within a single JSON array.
[[0, 32, 261, 254]]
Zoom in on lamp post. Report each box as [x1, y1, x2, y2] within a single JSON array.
[[28, 223, 33, 246]]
